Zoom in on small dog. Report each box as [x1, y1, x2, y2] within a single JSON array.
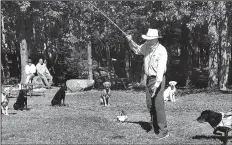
[[163, 81, 177, 102], [51, 84, 66, 106], [1, 93, 9, 116], [197, 110, 232, 145], [13, 90, 28, 111], [100, 82, 111, 107], [117, 110, 128, 122]]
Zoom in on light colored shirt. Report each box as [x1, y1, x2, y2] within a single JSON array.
[[129, 40, 168, 88], [25, 64, 36, 75], [36, 63, 50, 75]]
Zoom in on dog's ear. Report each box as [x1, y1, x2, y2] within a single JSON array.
[[201, 110, 213, 120], [173, 81, 177, 86]]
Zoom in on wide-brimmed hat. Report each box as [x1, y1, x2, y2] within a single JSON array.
[[27, 59, 32, 63], [141, 28, 162, 40]]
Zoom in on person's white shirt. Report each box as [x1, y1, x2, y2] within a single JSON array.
[[36, 63, 51, 76], [25, 64, 36, 75], [36, 63, 46, 75], [128, 41, 167, 88]]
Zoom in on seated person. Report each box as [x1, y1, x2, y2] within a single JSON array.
[[36, 58, 53, 88], [25, 59, 36, 84]]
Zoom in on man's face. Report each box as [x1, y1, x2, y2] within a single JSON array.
[[28, 62, 32, 66], [39, 59, 43, 64], [147, 39, 158, 45]]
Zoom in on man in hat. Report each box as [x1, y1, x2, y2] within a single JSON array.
[[25, 59, 36, 84], [126, 28, 168, 139], [36, 58, 53, 88]]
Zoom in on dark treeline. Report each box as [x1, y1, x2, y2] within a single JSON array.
[[1, 1, 232, 89]]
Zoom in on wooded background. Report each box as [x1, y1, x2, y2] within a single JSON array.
[[1, 1, 232, 89]]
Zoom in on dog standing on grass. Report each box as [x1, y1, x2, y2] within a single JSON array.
[[163, 81, 177, 102], [197, 110, 232, 145], [100, 82, 111, 107], [51, 84, 67, 106], [13, 90, 28, 111], [1, 93, 9, 116]]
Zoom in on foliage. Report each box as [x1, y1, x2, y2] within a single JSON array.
[[1, 1, 232, 88]]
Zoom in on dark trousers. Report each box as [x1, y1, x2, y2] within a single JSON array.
[[146, 75, 167, 134]]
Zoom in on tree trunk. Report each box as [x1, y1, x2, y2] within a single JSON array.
[[20, 39, 28, 84], [88, 41, 93, 80], [180, 23, 191, 87], [208, 21, 219, 88], [219, 12, 231, 90], [2, 16, 10, 83], [105, 42, 111, 80], [1, 62, 5, 84]]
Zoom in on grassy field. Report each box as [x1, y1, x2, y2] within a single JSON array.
[[1, 87, 232, 144]]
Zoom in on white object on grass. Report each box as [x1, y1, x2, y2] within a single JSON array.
[[117, 115, 128, 122]]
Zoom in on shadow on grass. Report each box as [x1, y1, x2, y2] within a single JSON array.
[[110, 135, 125, 140], [14, 108, 31, 111], [28, 94, 44, 97], [48, 104, 69, 107], [125, 121, 152, 132], [9, 113, 17, 115], [24, 108, 31, 111], [192, 135, 232, 145]]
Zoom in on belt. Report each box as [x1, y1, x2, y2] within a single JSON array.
[[147, 75, 156, 79], [147, 73, 166, 79]]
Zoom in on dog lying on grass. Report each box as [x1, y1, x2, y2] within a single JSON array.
[[51, 84, 67, 106], [117, 110, 128, 122], [13, 90, 27, 111], [100, 82, 111, 107], [163, 81, 177, 102], [197, 110, 232, 145], [1, 93, 9, 116]]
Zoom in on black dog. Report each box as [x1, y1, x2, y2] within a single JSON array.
[[13, 90, 27, 111], [197, 110, 232, 145], [51, 84, 66, 106]]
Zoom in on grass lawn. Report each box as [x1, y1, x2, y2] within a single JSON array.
[[1, 87, 232, 144]]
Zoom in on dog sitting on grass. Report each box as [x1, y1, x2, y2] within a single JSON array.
[[13, 90, 28, 111], [100, 82, 111, 107], [197, 110, 232, 145], [163, 81, 177, 102], [1, 92, 9, 116], [51, 84, 67, 106]]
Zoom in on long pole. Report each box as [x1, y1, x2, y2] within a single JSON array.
[[88, 2, 128, 36]]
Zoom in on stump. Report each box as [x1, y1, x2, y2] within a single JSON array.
[[66, 79, 95, 92]]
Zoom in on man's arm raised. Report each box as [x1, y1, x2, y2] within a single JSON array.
[[126, 35, 145, 55]]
